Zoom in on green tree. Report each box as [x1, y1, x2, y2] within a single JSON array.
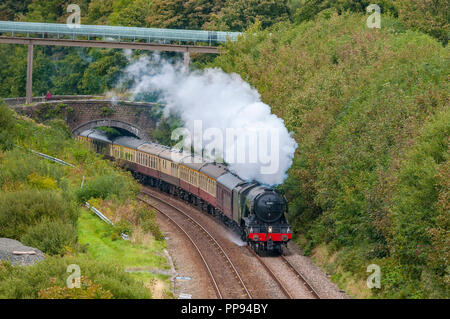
[[86, 0, 114, 25], [389, 111, 450, 296], [397, 0, 449, 45], [0, 45, 27, 97], [24, 0, 72, 23], [293, 0, 398, 23], [109, 0, 153, 27], [79, 49, 127, 94], [50, 49, 90, 95], [0, 0, 32, 20], [146, 0, 226, 29], [206, 0, 291, 31]]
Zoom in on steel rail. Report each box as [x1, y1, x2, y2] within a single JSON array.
[[141, 190, 252, 299], [280, 255, 321, 299], [247, 247, 293, 299], [137, 194, 222, 299]]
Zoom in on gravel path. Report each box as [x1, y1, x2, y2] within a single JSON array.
[[0, 238, 45, 266]]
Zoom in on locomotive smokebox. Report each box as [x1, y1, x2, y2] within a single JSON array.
[[253, 189, 284, 223]]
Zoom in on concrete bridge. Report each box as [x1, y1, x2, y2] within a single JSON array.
[[6, 96, 159, 140]]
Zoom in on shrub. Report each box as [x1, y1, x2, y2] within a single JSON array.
[[0, 255, 151, 299], [0, 190, 77, 240], [137, 207, 165, 241], [0, 149, 66, 190], [27, 172, 58, 190], [389, 110, 450, 295], [38, 276, 113, 299], [21, 217, 77, 255], [100, 107, 114, 116], [111, 219, 132, 241], [76, 174, 139, 203], [0, 104, 17, 151]]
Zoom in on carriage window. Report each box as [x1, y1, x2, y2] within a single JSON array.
[[201, 175, 205, 190], [171, 163, 177, 176]]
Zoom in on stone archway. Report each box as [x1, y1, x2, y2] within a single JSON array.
[[72, 119, 150, 140]]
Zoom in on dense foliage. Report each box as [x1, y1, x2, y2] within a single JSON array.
[[75, 174, 139, 203], [0, 103, 17, 150], [0, 255, 150, 298], [0, 103, 167, 298], [292, 0, 448, 45], [211, 13, 449, 298]]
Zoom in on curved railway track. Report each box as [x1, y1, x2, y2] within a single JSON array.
[[138, 194, 222, 299], [280, 255, 321, 299], [138, 190, 252, 299], [248, 248, 320, 299], [247, 247, 293, 299], [141, 186, 321, 299]]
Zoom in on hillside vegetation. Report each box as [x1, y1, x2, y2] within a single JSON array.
[[0, 104, 169, 298], [210, 12, 449, 298]]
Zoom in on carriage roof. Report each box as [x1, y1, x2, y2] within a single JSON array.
[[217, 172, 246, 190], [113, 136, 146, 149], [199, 162, 228, 179]]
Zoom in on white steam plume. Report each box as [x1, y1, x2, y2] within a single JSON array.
[[121, 54, 297, 185]]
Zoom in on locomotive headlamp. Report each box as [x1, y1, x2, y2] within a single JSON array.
[[268, 226, 273, 233]]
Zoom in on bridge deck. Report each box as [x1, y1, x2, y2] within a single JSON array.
[[0, 21, 240, 46]]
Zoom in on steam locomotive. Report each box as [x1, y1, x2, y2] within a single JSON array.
[[77, 129, 292, 255]]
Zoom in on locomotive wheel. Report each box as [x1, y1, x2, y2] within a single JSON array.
[[240, 229, 247, 242], [256, 244, 263, 256]]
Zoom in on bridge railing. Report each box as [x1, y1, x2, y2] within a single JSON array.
[[0, 21, 240, 45]]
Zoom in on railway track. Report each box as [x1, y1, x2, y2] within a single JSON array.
[[141, 186, 321, 299], [247, 247, 293, 299], [248, 247, 320, 299], [138, 190, 252, 299], [138, 194, 222, 299], [280, 255, 321, 299]]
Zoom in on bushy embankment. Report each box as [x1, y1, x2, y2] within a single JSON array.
[[0, 104, 168, 299], [211, 12, 449, 298]]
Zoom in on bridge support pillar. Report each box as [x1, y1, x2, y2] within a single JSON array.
[[26, 44, 33, 104], [184, 51, 190, 69]]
